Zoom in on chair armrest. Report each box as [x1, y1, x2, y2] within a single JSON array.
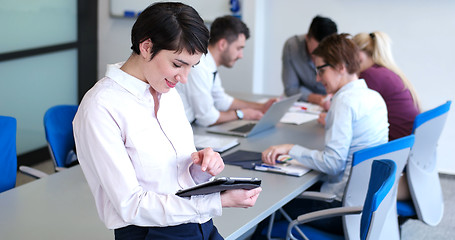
[[297, 191, 337, 202], [19, 166, 49, 179], [286, 206, 363, 240], [55, 167, 67, 172], [295, 206, 362, 224]]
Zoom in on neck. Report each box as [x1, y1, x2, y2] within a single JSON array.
[[120, 54, 147, 83], [340, 73, 359, 89], [208, 45, 222, 67], [347, 73, 359, 82], [360, 57, 375, 72]]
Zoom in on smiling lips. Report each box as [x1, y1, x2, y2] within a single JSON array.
[[166, 79, 176, 88]]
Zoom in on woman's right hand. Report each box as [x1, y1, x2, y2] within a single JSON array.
[[221, 187, 262, 208], [261, 144, 294, 165]]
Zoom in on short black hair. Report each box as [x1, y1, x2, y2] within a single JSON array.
[[307, 15, 338, 42], [130, 2, 209, 60], [209, 15, 250, 45]]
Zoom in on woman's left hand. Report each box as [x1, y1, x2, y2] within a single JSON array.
[[318, 112, 327, 126], [191, 148, 225, 176]]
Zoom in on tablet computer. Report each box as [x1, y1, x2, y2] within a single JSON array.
[[176, 177, 261, 197]]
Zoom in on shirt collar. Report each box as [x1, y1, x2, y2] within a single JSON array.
[[105, 62, 153, 101], [334, 79, 367, 97], [204, 50, 217, 72]]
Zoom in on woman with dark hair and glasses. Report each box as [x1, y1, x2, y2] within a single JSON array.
[[73, 3, 261, 239], [259, 34, 388, 235]]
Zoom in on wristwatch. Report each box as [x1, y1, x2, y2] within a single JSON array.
[[235, 109, 244, 119]]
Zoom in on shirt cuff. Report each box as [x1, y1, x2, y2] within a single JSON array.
[[289, 144, 309, 160], [217, 95, 234, 111], [193, 192, 222, 222], [195, 110, 220, 127]]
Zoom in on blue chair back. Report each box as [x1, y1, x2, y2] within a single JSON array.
[[43, 105, 78, 169], [360, 159, 397, 240], [405, 100, 451, 226], [343, 135, 414, 239], [0, 116, 17, 193]]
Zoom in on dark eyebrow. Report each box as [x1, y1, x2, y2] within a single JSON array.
[[176, 59, 200, 67], [176, 59, 189, 66]]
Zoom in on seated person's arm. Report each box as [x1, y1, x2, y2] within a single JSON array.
[[229, 98, 277, 113], [211, 97, 277, 126], [212, 109, 240, 125], [308, 93, 326, 105]]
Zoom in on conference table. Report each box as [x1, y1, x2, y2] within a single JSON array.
[[0, 105, 325, 239], [199, 120, 326, 239]]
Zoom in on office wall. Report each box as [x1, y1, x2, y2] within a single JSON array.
[[98, 0, 455, 174]]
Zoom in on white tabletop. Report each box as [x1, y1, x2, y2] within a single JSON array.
[[0, 119, 324, 239], [196, 120, 325, 239]]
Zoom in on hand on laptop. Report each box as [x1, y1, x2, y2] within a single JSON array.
[[242, 108, 264, 120], [260, 98, 278, 113]]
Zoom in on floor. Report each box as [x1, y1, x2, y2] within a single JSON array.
[[401, 173, 455, 240], [16, 160, 56, 186], [15, 160, 455, 239]]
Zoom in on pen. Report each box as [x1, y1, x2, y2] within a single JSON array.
[[300, 106, 307, 110], [258, 164, 281, 169], [277, 155, 292, 163]]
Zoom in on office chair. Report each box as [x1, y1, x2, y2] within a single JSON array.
[[19, 105, 79, 179], [397, 100, 452, 226], [0, 115, 17, 193], [43, 105, 79, 170], [285, 160, 397, 240], [265, 135, 414, 239]]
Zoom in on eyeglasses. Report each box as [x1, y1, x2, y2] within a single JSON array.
[[316, 63, 331, 76]]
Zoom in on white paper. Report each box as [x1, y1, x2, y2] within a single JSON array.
[[280, 112, 319, 125], [289, 101, 324, 115], [193, 134, 239, 152], [254, 160, 311, 177]]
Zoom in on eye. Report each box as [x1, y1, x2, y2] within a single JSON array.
[[173, 63, 182, 68]]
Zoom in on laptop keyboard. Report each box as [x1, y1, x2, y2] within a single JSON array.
[[230, 123, 256, 133]]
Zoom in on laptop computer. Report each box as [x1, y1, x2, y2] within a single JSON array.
[[206, 93, 301, 137]]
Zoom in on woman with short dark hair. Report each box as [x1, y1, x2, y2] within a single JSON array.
[[73, 3, 261, 239]]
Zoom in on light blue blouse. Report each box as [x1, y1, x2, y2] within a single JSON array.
[[289, 79, 389, 200]]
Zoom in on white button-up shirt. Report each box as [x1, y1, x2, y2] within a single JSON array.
[[176, 50, 234, 126], [289, 79, 388, 201], [73, 63, 222, 229]]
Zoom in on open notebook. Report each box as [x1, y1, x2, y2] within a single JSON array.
[[254, 160, 310, 177], [223, 150, 311, 177]]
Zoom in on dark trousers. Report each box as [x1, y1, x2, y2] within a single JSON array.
[[114, 219, 223, 240]]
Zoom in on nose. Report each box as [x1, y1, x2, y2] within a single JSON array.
[[238, 49, 244, 59], [175, 68, 190, 84], [175, 74, 187, 84], [316, 73, 322, 82]]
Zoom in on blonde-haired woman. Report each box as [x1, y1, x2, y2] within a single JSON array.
[[353, 31, 421, 141]]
